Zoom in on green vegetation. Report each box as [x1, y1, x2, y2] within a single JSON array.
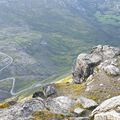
[[33, 110, 65, 120], [0, 0, 120, 101]]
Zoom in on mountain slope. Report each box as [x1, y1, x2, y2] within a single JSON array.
[[0, 0, 120, 101]]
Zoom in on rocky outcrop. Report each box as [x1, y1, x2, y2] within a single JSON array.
[[91, 95, 120, 120], [73, 45, 120, 83], [0, 98, 46, 120]]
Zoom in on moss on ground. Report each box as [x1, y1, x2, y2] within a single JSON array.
[[0, 102, 10, 109], [32, 110, 65, 120], [56, 75, 73, 83], [55, 72, 120, 104], [55, 82, 86, 96]]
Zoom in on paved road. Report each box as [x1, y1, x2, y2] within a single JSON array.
[[0, 52, 42, 96]]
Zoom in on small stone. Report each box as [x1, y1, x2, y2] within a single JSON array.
[[100, 84, 103, 86], [43, 84, 56, 97], [32, 91, 44, 98], [117, 78, 120, 81], [74, 108, 85, 115], [77, 96, 98, 109], [70, 117, 90, 120]]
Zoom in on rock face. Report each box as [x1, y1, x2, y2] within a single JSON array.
[[92, 95, 120, 120], [73, 45, 120, 83]]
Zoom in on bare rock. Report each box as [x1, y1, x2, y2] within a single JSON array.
[[70, 117, 90, 120], [74, 108, 85, 116], [0, 98, 46, 120], [32, 91, 45, 98], [103, 65, 120, 76], [91, 95, 120, 120], [98, 59, 120, 76], [92, 45, 120, 59], [46, 96, 75, 115], [73, 53, 102, 83], [43, 84, 56, 97], [94, 110, 120, 120], [21, 98, 45, 117], [73, 45, 120, 83], [77, 96, 98, 109]]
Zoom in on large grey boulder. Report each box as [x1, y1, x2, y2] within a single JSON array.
[[76, 96, 98, 109], [46, 96, 75, 115], [21, 98, 45, 117], [94, 110, 120, 120], [73, 53, 102, 83], [91, 95, 120, 120], [73, 45, 120, 83]]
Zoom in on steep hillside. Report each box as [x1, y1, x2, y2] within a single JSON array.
[[0, 45, 120, 120], [0, 0, 120, 101]]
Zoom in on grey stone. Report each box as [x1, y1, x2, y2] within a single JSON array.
[[104, 65, 120, 76], [98, 59, 120, 76], [43, 84, 56, 97], [0, 98, 46, 120], [74, 108, 85, 115], [73, 45, 120, 83], [94, 110, 120, 120], [46, 96, 75, 115], [92, 95, 120, 120], [73, 53, 101, 83], [70, 117, 89, 120], [77, 96, 98, 109], [21, 98, 45, 117]]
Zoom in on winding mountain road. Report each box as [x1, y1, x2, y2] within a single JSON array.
[[0, 52, 41, 96]]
